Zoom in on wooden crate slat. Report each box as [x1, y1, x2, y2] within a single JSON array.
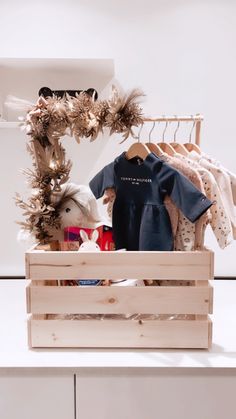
[[25, 253, 30, 279], [25, 248, 214, 348], [28, 317, 211, 348], [26, 250, 214, 280], [28, 284, 213, 315], [209, 251, 214, 279], [26, 285, 31, 313]]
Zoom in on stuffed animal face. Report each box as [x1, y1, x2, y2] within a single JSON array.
[[52, 182, 105, 232], [79, 229, 100, 251], [59, 198, 88, 228]]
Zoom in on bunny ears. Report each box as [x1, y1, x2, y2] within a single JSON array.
[[80, 229, 99, 243]]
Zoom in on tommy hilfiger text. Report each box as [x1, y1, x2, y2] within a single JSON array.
[[121, 177, 152, 185]]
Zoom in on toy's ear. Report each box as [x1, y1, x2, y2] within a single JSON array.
[[91, 229, 99, 243], [80, 230, 89, 242]]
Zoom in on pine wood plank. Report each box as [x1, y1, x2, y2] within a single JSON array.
[[26, 250, 214, 281], [28, 284, 213, 315], [29, 317, 211, 348], [209, 250, 215, 279], [26, 285, 31, 314], [209, 285, 213, 314], [25, 252, 30, 279], [25, 248, 214, 349]]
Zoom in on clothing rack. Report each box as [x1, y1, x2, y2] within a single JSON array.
[[143, 114, 203, 146]]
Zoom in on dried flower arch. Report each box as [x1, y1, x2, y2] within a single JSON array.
[[15, 86, 144, 242]]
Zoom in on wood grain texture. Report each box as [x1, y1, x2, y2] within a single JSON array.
[[209, 250, 215, 279], [26, 250, 214, 280], [28, 284, 213, 315], [29, 317, 211, 348], [26, 285, 31, 314], [25, 253, 30, 279], [25, 248, 214, 349]]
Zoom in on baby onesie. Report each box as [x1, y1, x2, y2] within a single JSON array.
[[160, 153, 208, 250], [189, 152, 236, 239], [175, 153, 232, 249], [89, 152, 212, 251], [201, 152, 236, 206]]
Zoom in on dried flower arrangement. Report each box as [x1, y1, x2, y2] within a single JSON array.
[[15, 86, 144, 242]]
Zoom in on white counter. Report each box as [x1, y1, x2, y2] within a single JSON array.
[[1, 279, 236, 419], [0, 279, 235, 369]]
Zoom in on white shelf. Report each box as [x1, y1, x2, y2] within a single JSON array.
[[0, 57, 114, 122], [0, 121, 20, 128]]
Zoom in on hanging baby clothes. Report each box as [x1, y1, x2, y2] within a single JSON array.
[[160, 153, 210, 250], [190, 152, 236, 239], [201, 152, 236, 206], [201, 152, 236, 205], [102, 185, 179, 245], [175, 153, 232, 249], [202, 153, 236, 205], [189, 153, 236, 236], [89, 152, 212, 251]]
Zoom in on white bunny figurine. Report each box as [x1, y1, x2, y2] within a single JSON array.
[[79, 229, 101, 251]]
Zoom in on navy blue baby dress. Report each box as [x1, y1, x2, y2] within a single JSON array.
[[89, 152, 213, 251]]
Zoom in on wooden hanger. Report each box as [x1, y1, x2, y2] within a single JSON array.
[[125, 142, 151, 160], [157, 142, 176, 156], [141, 115, 203, 156], [144, 121, 163, 156], [157, 120, 176, 156], [184, 142, 201, 154], [184, 120, 201, 154], [121, 124, 151, 161], [146, 142, 163, 156], [171, 143, 189, 156], [169, 119, 189, 156]]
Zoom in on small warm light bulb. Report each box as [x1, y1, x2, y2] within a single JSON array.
[[32, 188, 40, 196], [49, 160, 56, 169]]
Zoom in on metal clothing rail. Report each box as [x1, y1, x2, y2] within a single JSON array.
[[142, 114, 203, 146]]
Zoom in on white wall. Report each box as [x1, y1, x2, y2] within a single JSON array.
[[0, 0, 235, 275]]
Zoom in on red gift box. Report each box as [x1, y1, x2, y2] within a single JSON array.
[[64, 225, 114, 251], [99, 225, 115, 251]]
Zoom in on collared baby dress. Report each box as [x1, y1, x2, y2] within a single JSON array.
[[89, 152, 213, 251]]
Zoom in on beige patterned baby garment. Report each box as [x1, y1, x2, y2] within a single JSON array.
[[161, 153, 209, 250], [175, 153, 233, 249]]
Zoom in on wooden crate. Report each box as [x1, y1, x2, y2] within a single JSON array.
[[26, 247, 214, 349]]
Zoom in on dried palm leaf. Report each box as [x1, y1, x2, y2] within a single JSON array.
[[67, 92, 101, 142], [5, 95, 34, 112], [105, 86, 144, 140], [45, 96, 72, 144], [93, 100, 109, 135]]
